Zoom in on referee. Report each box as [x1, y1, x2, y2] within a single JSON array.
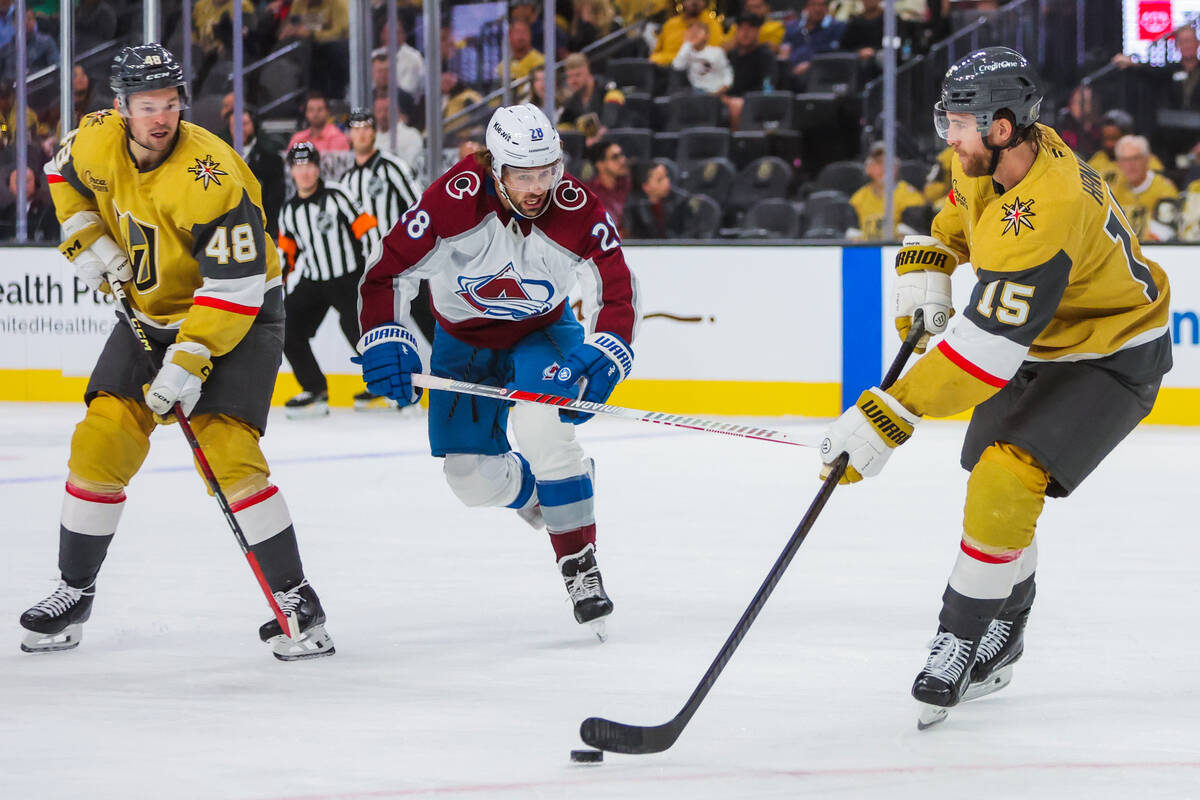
[[342, 108, 437, 407], [278, 142, 381, 417]]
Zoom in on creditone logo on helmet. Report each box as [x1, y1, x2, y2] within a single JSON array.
[[456, 262, 554, 319]]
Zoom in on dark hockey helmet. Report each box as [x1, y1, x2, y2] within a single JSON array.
[[934, 46, 1042, 139], [347, 107, 376, 128], [110, 44, 190, 116], [287, 141, 321, 167]]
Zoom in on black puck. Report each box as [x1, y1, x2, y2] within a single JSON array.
[[570, 748, 604, 764]]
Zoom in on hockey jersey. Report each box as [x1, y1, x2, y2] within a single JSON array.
[[46, 110, 282, 357], [891, 124, 1172, 419], [1109, 171, 1179, 242], [359, 155, 639, 350]]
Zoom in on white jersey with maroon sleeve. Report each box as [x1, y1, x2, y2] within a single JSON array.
[[358, 155, 639, 350]]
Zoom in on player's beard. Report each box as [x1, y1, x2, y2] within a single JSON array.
[[956, 147, 993, 178]]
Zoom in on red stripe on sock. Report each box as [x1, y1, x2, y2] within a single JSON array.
[[960, 540, 1023, 564], [549, 525, 597, 561], [936, 340, 1008, 388], [230, 485, 280, 513], [194, 296, 260, 316], [65, 482, 126, 504]]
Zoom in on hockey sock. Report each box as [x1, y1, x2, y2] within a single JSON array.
[[536, 472, 597, 560], [939, 540, 1023, 640], [230, 486, 304, 591], [998, 539, 1037, 618], [58, 482, 125, 588]]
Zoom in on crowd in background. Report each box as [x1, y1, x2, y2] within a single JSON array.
[[4, 0, 1200, 242]]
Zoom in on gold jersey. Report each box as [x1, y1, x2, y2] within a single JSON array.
[[1087, 148, 1165, 189], [46, 110, 282, 358], [1109, 171, 1179, 242], [891, 124, 1172, 419], [849, 180, 927, 241]]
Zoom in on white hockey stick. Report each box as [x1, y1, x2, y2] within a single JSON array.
[[411, 373, 817, 448]]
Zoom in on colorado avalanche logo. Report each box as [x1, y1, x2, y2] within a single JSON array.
[[457, 262, 554, 319]]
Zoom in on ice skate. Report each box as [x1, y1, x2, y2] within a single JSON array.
[[258, 580, 335, 661], [285, 390, 330, 419], [963, 609, 1029, 702], [913, 630, 979, 729], [559, 543, 612, 642], [20, 580, 95, 653]]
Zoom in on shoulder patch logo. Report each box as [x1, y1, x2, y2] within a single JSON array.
[[1000, 196, 1036, 236], [187, 154, 228, 190], [456, 262, 554, 319], [84, 110, 113, 127], [446, 170, 482, 199]]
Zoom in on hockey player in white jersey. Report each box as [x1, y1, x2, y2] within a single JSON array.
[[355, 104, 639, 639]]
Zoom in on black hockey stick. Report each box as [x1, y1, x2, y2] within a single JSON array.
[[111, 281, 296, 639], [579, 311, 927, 755]]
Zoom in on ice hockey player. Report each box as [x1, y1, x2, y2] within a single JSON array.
[[22, 44, 334, 660], [818, 47, 1171, 727], [355, 103, 639, 640]]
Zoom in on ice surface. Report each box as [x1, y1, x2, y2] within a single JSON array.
[[2, 404, 1197, 799]]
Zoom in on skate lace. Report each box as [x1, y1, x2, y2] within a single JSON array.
[[923, 632, 974, 682], [564, 565, 602, 602], [272, 580, 309, 616], [975, 618, 1012, 665], [31, 581, 87, 616]]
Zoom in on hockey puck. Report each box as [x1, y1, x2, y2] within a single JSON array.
[[570, 748, 604, 764]]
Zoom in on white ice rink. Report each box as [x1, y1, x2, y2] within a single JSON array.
[[1, 403, 1197, 799]]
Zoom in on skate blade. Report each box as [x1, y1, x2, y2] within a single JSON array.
[[354, 397, 398, 411], [20, 624, 83, 653], [285, 403, 330, 420], [917, 703, 949, 730], [963, 664, 1014, 702], [268, 624, 335, 661], [588, 619, 608, 643]]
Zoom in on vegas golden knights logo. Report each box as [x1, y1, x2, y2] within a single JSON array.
[[119, 211, 160, 291]]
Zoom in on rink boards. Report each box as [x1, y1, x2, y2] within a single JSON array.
[[0, 243, 1196, 423]]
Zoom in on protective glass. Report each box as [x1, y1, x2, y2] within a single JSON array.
[[501, 160, 564, 194], [121, 88, 190, 118]]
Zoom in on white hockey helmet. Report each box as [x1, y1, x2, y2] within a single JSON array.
[[486, 103, 563, 217]]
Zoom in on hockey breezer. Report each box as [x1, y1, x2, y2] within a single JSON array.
[[578, 313, 926, 755]]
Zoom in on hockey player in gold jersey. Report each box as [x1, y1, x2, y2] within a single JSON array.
[[820, 47, 1171, 727], [20, 44, 335, 660]]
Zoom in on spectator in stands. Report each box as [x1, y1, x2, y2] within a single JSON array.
[[840, 0, 884, 69], [1088, 109, 1164, 188], [370, 53, 417, 113], [782, 0, 846, 88], [0, 11, 57, 80], [501, 19, 545, 83], [288, 91, 350, 152], [848, 141, 926, 240], [922, 144, 954, 209], [585, 138, 632, 221], [569, 0, 619, 53], [0, 0, 14, 51], [443, 71, 483, 121], [651, 0, 725, 67], [1178, 175, 1200, 241], [1057, 84, 1102, 158], [511, 0, 569, 61], [724, 13, 776, 129], [528, 65, 557, 114], [227, 105, 285, 237], [623, 160, 690, 238], [614, 0, 672, 27], [373, 91, 424, 170], [193, 0, 256, 57], [0, 80, 38, 148], [72, 65, 108, 119], [74, 0, 118, 53], [672, 20, 732, 95], [280, 0, 351, 98], [1111, 134, 1179, 242], [1112, 26, 1200, 111], [373, 15, 426, 100], [725, 0, 784, 55], [560, 53, 625, 135], [0, 165, 59, 241]]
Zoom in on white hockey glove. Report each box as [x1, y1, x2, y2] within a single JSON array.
[[894, 235, 957, 353], [145, 341, 211, 422], [820, 387, 920, 484], [59, 211, 133, 293]]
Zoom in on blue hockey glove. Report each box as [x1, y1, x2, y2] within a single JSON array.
[[552, 332, 633, 424], [352, 323, 423, 406]]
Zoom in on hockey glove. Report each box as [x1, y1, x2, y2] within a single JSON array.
[[352, 323, 423, 406], [820, 387, 920, 484], [145, 341, 211, 422], [552, 332, 634, 424], [894, 235, 957, 353], [59, 211, 133, 293]]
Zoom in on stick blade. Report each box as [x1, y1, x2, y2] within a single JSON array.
[[580, 716, 680, 755]]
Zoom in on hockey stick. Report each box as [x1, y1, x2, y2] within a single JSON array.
[[111, 282, 296, 640], [410, 373, 818, 448], [579, 311, 927, 755]]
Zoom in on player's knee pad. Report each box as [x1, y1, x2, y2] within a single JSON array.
[[510, 402, 586, 480], [443, 453, 527, 508], [963, 443, 1050, 552], [67, 392, 154, 487], [189, 414, 270, 496]]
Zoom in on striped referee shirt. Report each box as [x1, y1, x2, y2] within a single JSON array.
[[278, 180, 381, 281], [341, 150, 424, 236]]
